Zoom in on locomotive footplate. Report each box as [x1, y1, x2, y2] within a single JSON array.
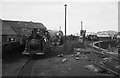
[[22, 49, 45, 55]]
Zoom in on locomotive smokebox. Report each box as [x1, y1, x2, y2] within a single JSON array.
[[28, 39, 41, 50], [23, 28, 45, 55], [27, 29, 43, 51]]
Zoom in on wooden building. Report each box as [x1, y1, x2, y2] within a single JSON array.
[[2, 20, 47, 45]]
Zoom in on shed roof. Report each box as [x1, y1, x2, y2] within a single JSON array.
[[2, 24, 17, 35], [2, 20, 46, 29]]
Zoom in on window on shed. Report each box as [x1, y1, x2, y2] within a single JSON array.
[[7, 36, 16, 42]]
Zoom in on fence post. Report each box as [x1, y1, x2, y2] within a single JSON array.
[[108, 43, 111, 52], [99, 42, 101, 50]]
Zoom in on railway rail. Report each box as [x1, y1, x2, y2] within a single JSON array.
[[16, 56, 36, 77], [90, 41, 120, 76], [100, 62, 120, 76]]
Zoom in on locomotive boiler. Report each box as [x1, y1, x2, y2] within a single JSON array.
[[22, 29, 63, 55]]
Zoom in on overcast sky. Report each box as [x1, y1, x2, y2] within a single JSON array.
[[0, 0, 119, 35]]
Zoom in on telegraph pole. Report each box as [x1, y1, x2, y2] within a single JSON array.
[[64, 4, 67, 37], [64, 4, 67, 52]]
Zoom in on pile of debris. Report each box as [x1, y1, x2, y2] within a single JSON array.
[[55, 47, 120, 76], [73, 48, 91, 54], [57, 48, 91, 62], [73, 48, 90, 61], [57, 54, 67, 63], [57, 54, 64, 57], [84, 64, 103, 73]]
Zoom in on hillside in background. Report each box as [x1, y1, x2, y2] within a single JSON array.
[[97, 30, 118, 35], [85, 30, 118, 38], [95, 30, 118, 37]]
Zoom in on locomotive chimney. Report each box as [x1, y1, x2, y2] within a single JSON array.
[[80, 21, 83, 36], [32, 29, 37, 38]]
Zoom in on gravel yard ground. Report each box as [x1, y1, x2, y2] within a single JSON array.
[[2, 54, 29, 76], [32, 52, 105, 76], [2, 41, 118, 76]]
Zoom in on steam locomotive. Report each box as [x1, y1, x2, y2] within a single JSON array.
[[22, 29, 63, 55]]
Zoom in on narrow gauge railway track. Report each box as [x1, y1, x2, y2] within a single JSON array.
[[90, 41, 120, 76], [16, 56, 37, 77], [100, 62, 120, 76]]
